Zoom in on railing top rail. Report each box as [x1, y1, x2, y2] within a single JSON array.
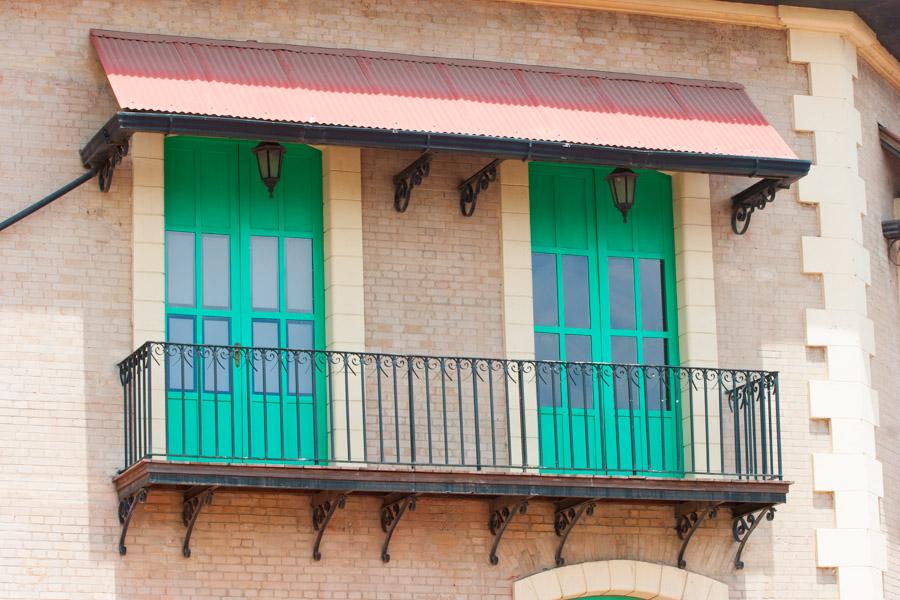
[[119, 340, 780, 377]]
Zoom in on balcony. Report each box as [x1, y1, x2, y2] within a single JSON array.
[[114, 341, 788, 565]]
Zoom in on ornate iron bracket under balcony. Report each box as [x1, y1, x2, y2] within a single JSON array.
[[181, 486, 215, 557], [311, 492, 347, 561], [117, 487, 148, 555], [731, 504, 776, 569], [488, 496, 529, 565], [381, 494, 417, 563], [554, 499, 596, 566]]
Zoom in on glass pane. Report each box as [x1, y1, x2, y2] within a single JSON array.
[[166, 232, 195, 307], [535, 332, 561, 408], [640, 259, 666, 331], [167, 316, 194, 391], [202, 234, 230, 309], [285, 237, 313, 313], [531, 253, 558, 327], [611, 336, 637, 410], [565, 334, 593, 409], [643, 338, 669, 411], [251, 236, 279, 311], [608, 257, 635, 330], [287, 321, 314, 395], [252, 320, 280, 394], [203, 318, 231, 393], [562, 255, 590, 329]]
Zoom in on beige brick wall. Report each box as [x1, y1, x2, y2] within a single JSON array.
[[0, 0, 895, 598], [855, 59, 900, 599]]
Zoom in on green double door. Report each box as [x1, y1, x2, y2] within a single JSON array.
[[163, 137, 326, 463], [530, 164, 681, 476]]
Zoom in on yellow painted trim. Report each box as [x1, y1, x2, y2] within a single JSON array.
[[499, 0, 900, 91]]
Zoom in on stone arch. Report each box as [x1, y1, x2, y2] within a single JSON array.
[[513, 560, 727, 600]]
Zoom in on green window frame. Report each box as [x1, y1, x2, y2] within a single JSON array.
[[163, 136, 326, 463], [529, 163, 681, 476]]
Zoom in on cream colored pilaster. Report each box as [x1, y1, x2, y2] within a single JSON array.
[[130, 132, 167, 456], [789, 27, 886, 599], [499, 160, 540, 468], [321, 146, 366, 462], [671, 173, 721, 474]]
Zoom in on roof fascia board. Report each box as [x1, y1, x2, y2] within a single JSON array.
[[93, 111, 809, 180], [499, 0, 900, 91]]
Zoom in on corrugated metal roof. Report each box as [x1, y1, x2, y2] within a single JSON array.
[[90, 29, 797, 159]]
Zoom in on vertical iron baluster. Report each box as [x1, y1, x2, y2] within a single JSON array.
[[456, 360, 465, 465], [517, 361, 527, 468], [673, 367, 683, 475], [229, 347, 235, 460], [441, 358, 449, 465], [131, 356, 137, 463], [262, 351, 269, 460], [687, 369, 695, 474], [627, 366, 636, 475], [774, 374, 782, 479], [122, 363, 129, 468], [743, 375, 751, 478], [550, 364, 559, 469], [294, 351, 302, 461], [473, 360, 481, 470], [581, 366, 590, 471], [766, 374, 774, 478], [425, 359, 433, 465], [731, 370, 741, 477], [407, 356, 416, 465], [146, 349, 153, 460], [344, 352, 352, 462], [162, 346, 169, 457], [751, 375, 759, 478], [658, 367, 666, 474], [503, 360, 512, 467], [613, 366, 622, 472], [180, 346, 186, 457], [757, 374, 768, 478], [311, 351, 320, 465], [327, 353, 337, 462], [213, 348, 219, 458], [246, 348, 253, 459], [376, 355, 384, 463], [596, 366, 607, 472], [487, 359, 496, 467], [643, 366, 652, 473], [717, 370, 725, 475], [359, 356, 367, 463], [135, 353, 143, 461], [566, 364, 575, 471], [277, 350, 285, 461], [196, 347, 202, 459], [392, 358, 400, 463], [702, 368, 710, 474]]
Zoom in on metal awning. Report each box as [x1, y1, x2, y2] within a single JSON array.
[[16, 28, 805, 237]]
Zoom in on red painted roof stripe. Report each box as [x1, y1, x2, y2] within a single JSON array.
[[90, 29, 797, 159]]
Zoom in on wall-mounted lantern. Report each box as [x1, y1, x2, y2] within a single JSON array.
[[606, 168, 638, 223], [883, 219, 900, 266], [252, 141, 287, 198]]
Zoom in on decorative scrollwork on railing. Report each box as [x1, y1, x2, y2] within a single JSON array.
[[459, 159, 501, 216]]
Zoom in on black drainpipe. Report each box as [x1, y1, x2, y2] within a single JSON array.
[[0, 166, 100, 233]]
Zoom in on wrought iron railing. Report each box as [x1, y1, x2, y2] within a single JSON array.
[[118, 342, 782, 480]]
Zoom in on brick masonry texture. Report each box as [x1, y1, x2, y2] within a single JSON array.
[[0, 0, 895, 599], [855, 59, 900, 600]]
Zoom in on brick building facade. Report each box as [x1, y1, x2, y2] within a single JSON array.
[[0, 1, 897, 599]]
